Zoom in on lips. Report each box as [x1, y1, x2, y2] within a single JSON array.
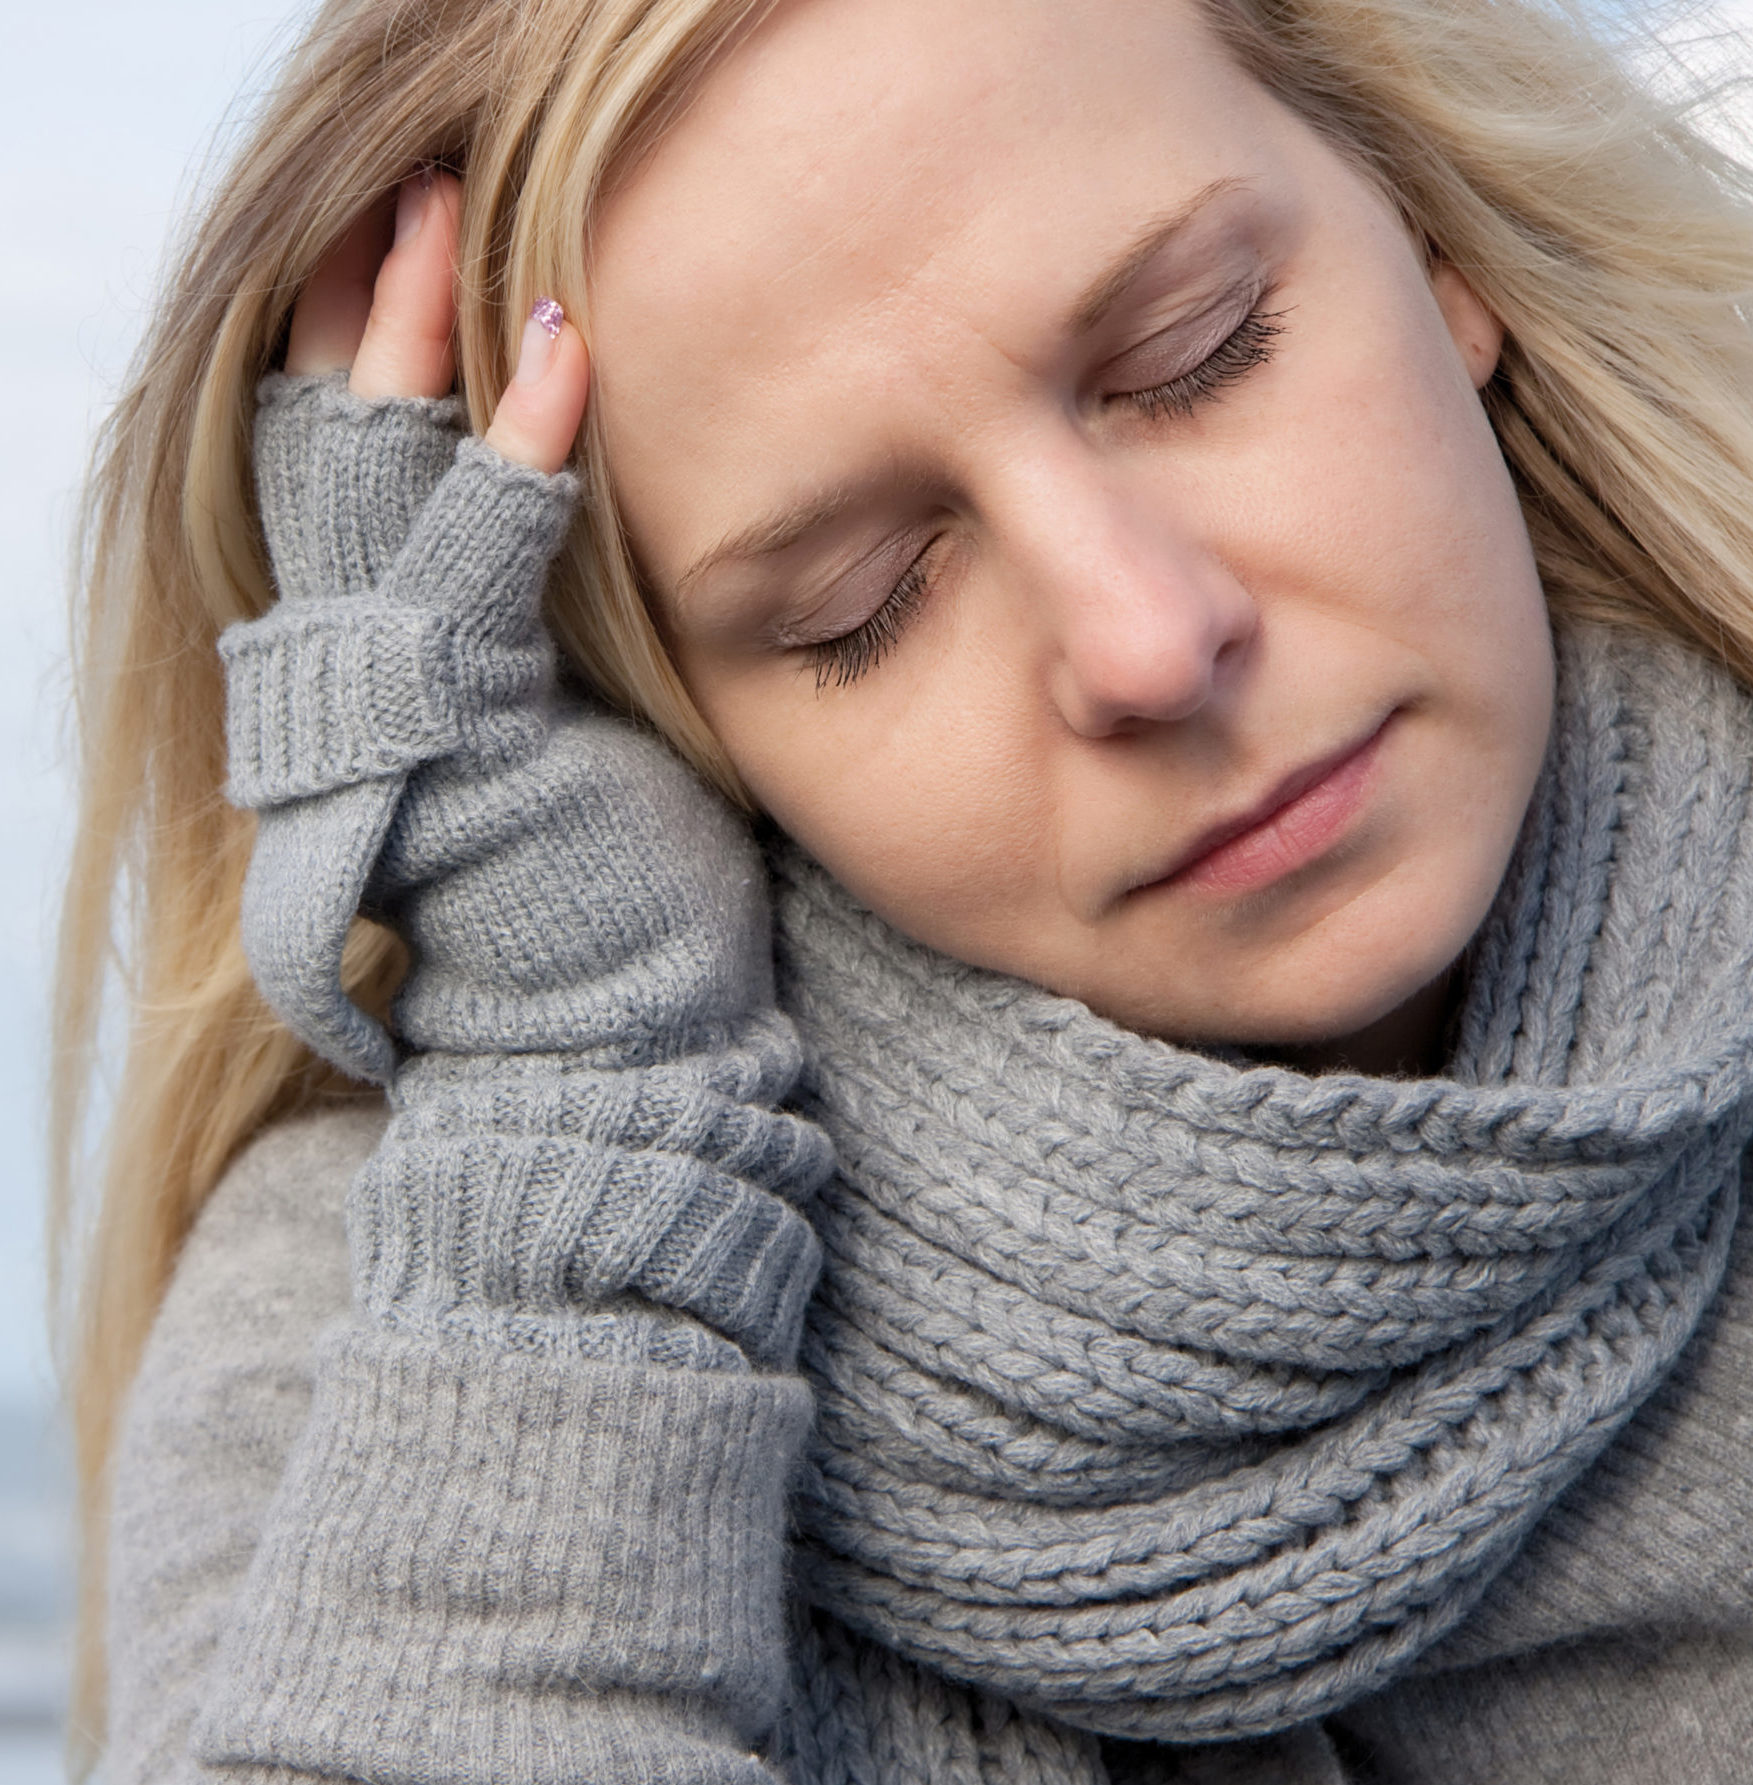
[[1131, 714, 1394, 898]]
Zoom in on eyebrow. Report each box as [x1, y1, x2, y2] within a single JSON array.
[[670, 175, 1246, 601], [1067, 176, 1244, 333]]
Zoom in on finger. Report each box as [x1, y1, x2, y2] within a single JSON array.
[[348, 170, 463, 401], [285, 198, 394, 375], [483, 302, 591, 476]]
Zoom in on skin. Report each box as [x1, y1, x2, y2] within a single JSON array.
[[290, 0, 1556, 1077]]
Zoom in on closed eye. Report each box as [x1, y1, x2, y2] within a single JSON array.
[[807, 551, 932, 689], [1114, 304, 1288, 420]]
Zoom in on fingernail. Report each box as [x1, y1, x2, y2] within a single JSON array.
[[394, 174, 429, 247], [515, 298, 564, 385]]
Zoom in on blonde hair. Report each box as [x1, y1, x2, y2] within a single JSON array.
[[49, 0, 1753, 1764]]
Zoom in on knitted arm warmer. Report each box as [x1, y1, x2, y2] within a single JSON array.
[[184, 375, 831, 1783]]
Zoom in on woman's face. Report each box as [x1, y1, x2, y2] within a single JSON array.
[[586, 0, 1554, 1056]]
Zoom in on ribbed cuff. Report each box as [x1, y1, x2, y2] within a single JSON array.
[[222, 599, 465, 804], [221, 598, 554, 807], [354, 1125, 825, 1370], [193, 1323, 812, 1784]]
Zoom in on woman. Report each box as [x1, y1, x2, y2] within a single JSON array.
[[54, 0, 1753, 1777]]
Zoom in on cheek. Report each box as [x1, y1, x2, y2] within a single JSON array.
[[665, 224, 1550, 1036], [1243, 296, 1505, 594], [1210, 251, 1546, 713], [1260, 292, 1551, 783], [692, 647, 1053, 940]]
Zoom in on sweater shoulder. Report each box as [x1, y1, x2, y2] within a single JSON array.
[[115, 1093, 389, 1507], [172, 1095, 387, 1304], [105, 1097, 386, 1785], [125, 1093, 388, 1444]]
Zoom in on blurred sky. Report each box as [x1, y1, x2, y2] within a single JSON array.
[[5, 0, 1753, 1406], [1, 1, 321, 1402]]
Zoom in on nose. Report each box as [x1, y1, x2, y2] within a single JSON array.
[[1025, 477, 1257, 738]]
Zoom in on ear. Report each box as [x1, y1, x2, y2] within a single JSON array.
[[1429, 260, 1503, 390]]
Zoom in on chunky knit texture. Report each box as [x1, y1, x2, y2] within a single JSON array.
[[110, 1103, 1753, 1784], [198, 376, 835, 1776], [767, 623, 1753, 1752], [109, 378, 1753, 1783]]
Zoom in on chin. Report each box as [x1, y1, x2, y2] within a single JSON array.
[[1086, 872, 1491, 1061], [1247, 957, 1449, 1044]]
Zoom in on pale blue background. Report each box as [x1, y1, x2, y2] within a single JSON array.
[[2, 5, 320, 1770], [2, 0, 1752, 1775], [3, 0, 322, 1400]]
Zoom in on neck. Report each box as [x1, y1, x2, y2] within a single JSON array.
[[1266, 966, 1462, 1079]]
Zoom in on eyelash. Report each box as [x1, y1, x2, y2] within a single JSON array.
[[1118, 305, 1287, 420], [812, 557, 929, 689], [806, 302, 1288, 691]]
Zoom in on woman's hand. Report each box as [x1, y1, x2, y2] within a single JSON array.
[[285, 168, 590, 475], [228, 164, 594, 1080], [225, 164, 827, 1370]]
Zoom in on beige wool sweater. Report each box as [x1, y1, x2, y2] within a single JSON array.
[[105, 1096, 1753, 1785]]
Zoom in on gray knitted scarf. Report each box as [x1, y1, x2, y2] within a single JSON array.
[[763, 621, 1753, 1774]]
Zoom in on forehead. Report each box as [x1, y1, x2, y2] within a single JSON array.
[[586, 0, 1292, 574]]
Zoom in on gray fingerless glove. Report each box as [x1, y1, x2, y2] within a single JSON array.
[[225, 372, 558, 1077], [221, 374, 831, 1370]]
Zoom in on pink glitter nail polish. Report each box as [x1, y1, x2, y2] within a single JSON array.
[[530, 298, 564, 339]]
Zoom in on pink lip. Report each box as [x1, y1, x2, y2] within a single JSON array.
[[1139, 716, 1395, 899]]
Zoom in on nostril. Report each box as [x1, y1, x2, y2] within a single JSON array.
[[1212, 620, 1255, 685], [1051, 639, 1221, 738]]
